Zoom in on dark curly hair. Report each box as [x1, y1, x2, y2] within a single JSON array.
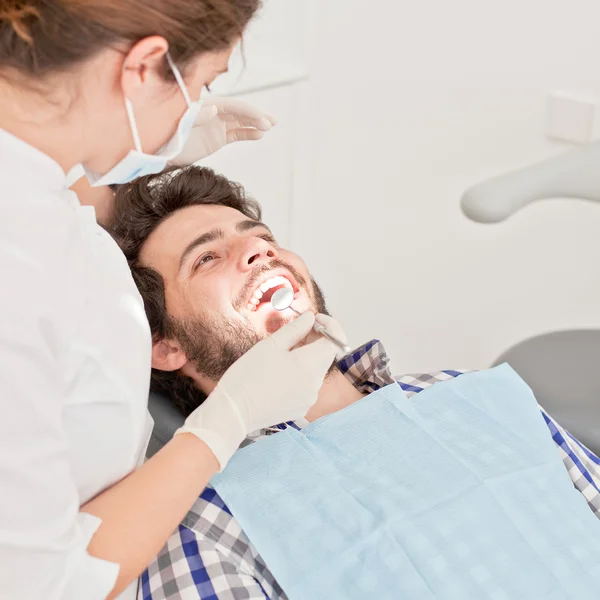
[[110, 166, 261, 416]]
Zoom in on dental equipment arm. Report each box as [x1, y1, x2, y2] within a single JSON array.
[[461, 141, 600, 223]]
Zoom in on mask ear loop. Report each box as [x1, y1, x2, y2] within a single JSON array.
[[123, 52, 192, 155], [165, 52, 193, 108], [124, 97, 143, 153], [122, 53, 195, 156]]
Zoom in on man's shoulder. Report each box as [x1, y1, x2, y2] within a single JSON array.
[[181, 486, 237, 540], [145, 486, 287, 599], [395, 369, 469, 395], [180, 486, 264, 568]]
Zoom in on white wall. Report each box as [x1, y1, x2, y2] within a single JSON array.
[[289, 0, 600, 372], [209, 0, 309, 96], [205, 0, 600, 374], [200, 1, 311, 248], [200, 85, 298, 248]]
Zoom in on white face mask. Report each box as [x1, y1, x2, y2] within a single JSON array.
[[84, 53, 202, 187]]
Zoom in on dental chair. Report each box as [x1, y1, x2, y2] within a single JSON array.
[[462, 141, 600, 454], [146, 391, 185, 458]]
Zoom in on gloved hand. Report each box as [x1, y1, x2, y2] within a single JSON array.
[[175, 311, 343, 470], [169, 97, 277, 166], [302, 313, 350, 356]]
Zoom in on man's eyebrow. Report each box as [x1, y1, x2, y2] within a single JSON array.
[[236, 219, 272, 234], [178, 228, 224, 272]]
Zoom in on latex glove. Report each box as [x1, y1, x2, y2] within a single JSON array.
[[169, 97, 277, 166], [175, 312, 342, 469], [303, 313, 350, 357]]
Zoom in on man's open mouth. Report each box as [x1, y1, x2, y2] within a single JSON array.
[[246, 275, 296, 312]]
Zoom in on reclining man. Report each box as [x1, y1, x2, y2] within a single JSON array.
[[111, 166, 600, 600]]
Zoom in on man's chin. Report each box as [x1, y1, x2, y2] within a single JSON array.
[[261, 307, 328, 345], [262, 310, 314, 346]]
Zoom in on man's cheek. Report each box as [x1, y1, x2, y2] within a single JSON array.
[[264, 312, 292, 336], [280, 252, 310, 282]]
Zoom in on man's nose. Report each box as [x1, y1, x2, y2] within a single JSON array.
[[238, 237, 278, 272]]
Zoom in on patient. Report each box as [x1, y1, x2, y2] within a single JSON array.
[[114, 167, 361, 425], [111, 166, 600, 600]]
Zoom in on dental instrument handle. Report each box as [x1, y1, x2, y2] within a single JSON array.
[[313, 324, 351, 354], [270, 287, 350, 353], [284, 304, 349, 352]]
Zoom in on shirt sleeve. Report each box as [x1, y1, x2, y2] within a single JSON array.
[[0, 211, 120, 599], [142, 525, 276, 600], [539, 407, 600, 518]]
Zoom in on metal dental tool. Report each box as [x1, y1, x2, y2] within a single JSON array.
[[270, 287, 351, 354]]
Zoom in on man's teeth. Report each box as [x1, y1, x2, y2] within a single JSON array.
[[246, 276, 293, 312]]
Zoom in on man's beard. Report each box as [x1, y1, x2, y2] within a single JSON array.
[[170, 260, 330, 383]]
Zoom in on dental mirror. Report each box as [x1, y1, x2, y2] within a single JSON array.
[[270, 287, 350, 353], [271, 287, 296, 313]]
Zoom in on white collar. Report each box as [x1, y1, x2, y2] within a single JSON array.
[[0, 128, 67, 194]]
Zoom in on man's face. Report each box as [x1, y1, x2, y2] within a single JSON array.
[[140, 204, 328, 381]]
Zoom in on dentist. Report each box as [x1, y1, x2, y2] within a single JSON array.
[[0, 2, 339, 599]]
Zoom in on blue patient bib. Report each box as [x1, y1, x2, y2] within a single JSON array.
[[212, 365, 600, 599]]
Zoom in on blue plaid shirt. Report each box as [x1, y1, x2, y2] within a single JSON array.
[[142, 340, 600, 600]]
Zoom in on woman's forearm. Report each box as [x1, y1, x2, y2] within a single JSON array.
[[81, 433, 219, 599]]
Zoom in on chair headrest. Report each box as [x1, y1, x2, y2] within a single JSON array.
[[146, 391, 186, 457]]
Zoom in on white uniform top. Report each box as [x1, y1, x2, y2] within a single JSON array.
[[0, 130, 153, 600]]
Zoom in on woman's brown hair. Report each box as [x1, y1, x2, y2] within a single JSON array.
[[0, 0, 260, 79]]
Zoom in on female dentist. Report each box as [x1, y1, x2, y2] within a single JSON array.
[[0, 2, 339, 599]]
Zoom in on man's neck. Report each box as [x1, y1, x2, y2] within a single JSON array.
[[192, 366, 365, 425], [304, 368, 365, 423]]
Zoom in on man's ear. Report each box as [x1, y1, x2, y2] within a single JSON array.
[[151, 337, 188, 372]]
